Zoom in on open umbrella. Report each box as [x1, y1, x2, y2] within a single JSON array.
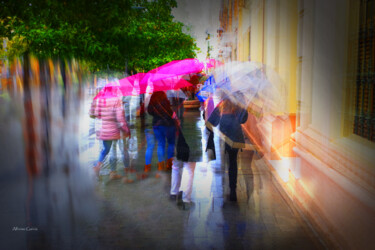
[[93, 80, 124, 100], [94, 73, 193, 100], [143, 76, 192, 93], [118, 73, 145, 96], [210, 61, 287, 117], [141, 58, 205, 84], [205, 61, 287, 150]]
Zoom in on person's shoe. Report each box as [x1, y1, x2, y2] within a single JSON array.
[[165, 158, 173, 171], [157, 161, 165, 171], [144, 164, 151, 173], [155, 172, 162, 178], [123, 168, 137, 183], [93, 163, 101, 179], [170, 194, 177, 201], [122, 176, 134, 184], [131, 168, 136, 173], [137, 172, 148, 180], [109, 171, 122, 180], [229, 189, 237, 202], [181, 201, 195, 211], [176, 191, 183, 206]]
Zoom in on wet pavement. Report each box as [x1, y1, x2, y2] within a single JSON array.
[[0, 90, 325, 249]]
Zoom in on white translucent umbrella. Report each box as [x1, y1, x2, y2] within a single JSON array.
[[211, 61, 287, 117], [166, 89, 187, 99]]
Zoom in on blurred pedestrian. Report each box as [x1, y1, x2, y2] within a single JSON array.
[[145, 91, 176, 177], [90, 86, 130, 180], [169, 126, 196, 210], [170, 107, 205, 210], [207, 96, 248, 201], [121, 95, 142, 183]]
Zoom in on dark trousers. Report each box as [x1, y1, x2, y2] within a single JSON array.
[[225, 143, 239, 191]]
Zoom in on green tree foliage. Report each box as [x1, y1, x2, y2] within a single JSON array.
[[0, 0, 198, 72]]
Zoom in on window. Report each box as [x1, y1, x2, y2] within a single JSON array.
[[354, 0, 375, 142]]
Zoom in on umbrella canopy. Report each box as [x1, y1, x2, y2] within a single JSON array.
[[205, 61, 287, 150], [118, 73, 145, 96], [141, 58, 205, 84], [94, 73, 192, 100], [93, 85, 122, 100], [210, 61, 287, 117], [143, 76, 193, 93], [94, 75, 139, 100], [94, 58, 216, 100]]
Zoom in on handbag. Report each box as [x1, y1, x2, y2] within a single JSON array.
[[176, 128, 190, 162]]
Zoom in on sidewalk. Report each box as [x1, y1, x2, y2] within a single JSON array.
[[0, 93, 326, 249], [82, 109, 325, 249]]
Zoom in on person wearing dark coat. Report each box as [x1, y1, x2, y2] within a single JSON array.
[[207, 98, 248, 201]]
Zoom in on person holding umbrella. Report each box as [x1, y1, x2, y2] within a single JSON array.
[[145, 91, 177, 177], [90, 86, 131, 180], [207, 93, 248, 202]]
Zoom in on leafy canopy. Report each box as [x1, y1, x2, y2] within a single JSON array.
[[0, 0, 198, 72]]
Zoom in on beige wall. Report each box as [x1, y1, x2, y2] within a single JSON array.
[[294, 0, 375, 248], [219, 0, 375, 248]]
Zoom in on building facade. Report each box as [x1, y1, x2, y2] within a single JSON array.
[[217, 0, 375, 248]]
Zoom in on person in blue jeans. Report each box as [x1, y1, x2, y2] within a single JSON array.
[[145, 91, 177, 177], [90, 94, 130, 180]]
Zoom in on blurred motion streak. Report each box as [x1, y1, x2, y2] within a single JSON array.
[[0, 53, 97, 248]]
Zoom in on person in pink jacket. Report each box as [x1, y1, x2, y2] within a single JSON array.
[[90, 86, 130, 180]]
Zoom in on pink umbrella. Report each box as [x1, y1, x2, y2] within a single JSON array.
[[118, 73, 146, 96], [142, 77, 193, 93], [117, 73, 192, 95], [94, 73, 145, 100], [93, 85, 123, 100], [141, 58, 204, 84], [94, 73, 192, 100]]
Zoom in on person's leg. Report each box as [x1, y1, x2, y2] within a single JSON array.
[[109, 140, 118, 172], [108, 140, 123, 180], [123, 96, 131, 125], [119, 138, 130, 169], [144, 129, 155, 167], [181, 162, 196, 203], [225, 143, 239, 201], [165, 126, 176, 170], [170, 158, 183, 196], [153, 125, 166, 167], [98, 140, 113, 163], [94, 140, 113, 177], [120, 137, 137, 183]]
